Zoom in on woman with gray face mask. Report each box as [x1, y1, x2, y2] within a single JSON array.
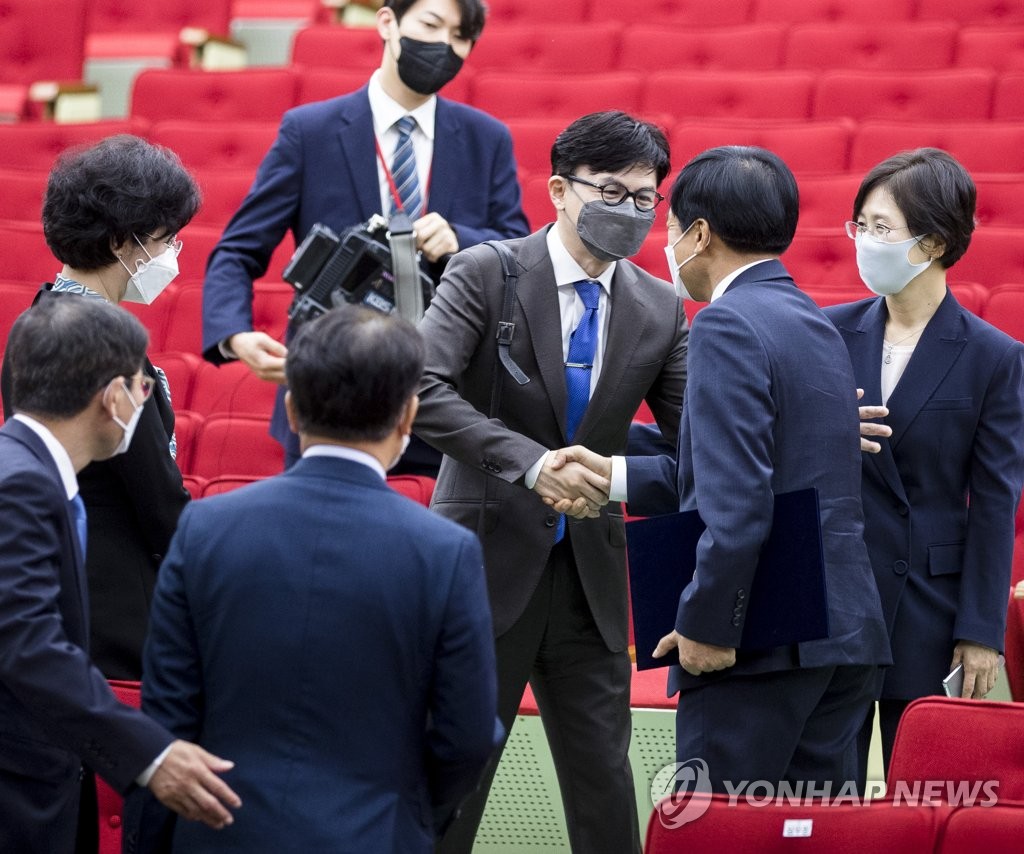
[[0, 134, 201, 681], [823, 148, 1024, 787]]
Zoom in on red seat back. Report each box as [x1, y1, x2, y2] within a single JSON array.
[[96, 680, 141, 854], [191, 414, 283, 480]]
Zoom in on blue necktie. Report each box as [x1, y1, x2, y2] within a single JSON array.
[[556, 280, 602, 543], [389, 115, 422, 219], [70, 493, 87, 562]]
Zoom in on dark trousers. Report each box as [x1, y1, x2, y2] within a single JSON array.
[[856, 697, 911, 790], [676, 664, 878, 796], [437, 539, 640, 854]]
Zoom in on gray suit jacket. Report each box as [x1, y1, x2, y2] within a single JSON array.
[[415, 227, 688, 650]]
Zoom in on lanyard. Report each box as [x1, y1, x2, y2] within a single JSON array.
[[374, 132, 432, 216]]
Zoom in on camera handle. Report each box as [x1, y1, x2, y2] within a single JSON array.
[[387, 210, 424, 323]]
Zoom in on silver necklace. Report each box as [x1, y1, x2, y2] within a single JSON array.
[[883, 326, 926, 365]]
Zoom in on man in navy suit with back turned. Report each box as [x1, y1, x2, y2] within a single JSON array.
[[0, 296, 240, 853], [201, 0, 529, 473], [557, 147, 892, 795], [126, 306, 500, 853]]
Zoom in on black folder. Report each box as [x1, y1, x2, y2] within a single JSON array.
[[626, 487, 829, 671]]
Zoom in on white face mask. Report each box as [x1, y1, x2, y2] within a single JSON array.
[[664, 221, 699, 299], [120, 238, 179, 304], [855, 232, 931, 297], [111, 381, 144, 456], [387, 433, 412, 472]]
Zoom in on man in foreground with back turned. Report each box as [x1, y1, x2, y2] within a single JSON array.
[[127, 306, 501, 853], [0, 295, 239, 853], [556, 147, 892, 795]]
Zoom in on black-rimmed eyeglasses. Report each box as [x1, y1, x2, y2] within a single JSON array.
[[562, 174, 664, 211]]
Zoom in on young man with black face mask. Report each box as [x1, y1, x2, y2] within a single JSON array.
[[202, 0, 529, 473], [415, 111, 688, 854]]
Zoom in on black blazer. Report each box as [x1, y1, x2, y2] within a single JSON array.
[[1, 286, 189, 679]]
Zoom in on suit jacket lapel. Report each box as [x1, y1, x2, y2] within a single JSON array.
[[885, 289, 967, 451], [336, 88, 383, 222], [427, 99, 461, 221], [514, 230, 570, 437]]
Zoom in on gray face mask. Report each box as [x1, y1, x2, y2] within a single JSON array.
[[576, 200, 656, 262]]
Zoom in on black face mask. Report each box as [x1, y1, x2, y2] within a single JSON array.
[[396, 36, 464, 95], [576, 200, 656, 262]]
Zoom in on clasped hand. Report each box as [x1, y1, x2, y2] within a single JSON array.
[[533, 445, 612, 519]]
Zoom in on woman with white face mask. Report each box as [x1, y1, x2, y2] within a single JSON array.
[[823, 149, 1024, 788], [1, 134, 201, 680]]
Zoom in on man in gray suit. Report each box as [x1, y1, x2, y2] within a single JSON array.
[[415, 111, 688, 854]]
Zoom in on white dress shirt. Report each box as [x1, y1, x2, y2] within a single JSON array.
[[303, 442, 387, 480]]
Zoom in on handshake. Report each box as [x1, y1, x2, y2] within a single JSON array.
[[533, 446, 614, 520]]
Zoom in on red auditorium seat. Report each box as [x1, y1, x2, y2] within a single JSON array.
[[170, 225, 296, 290], [753, 0, 914, 21], [96, 680, 141, 854], [916, 0, 1024, 26], [993, 72, 1024, 120], [296, 68, 386, 105], [956, 27, 1024, 72], [149, 351, 203, 412], [485, 0, 588, 25], [170, 409, 203, 476], [814, 70, 996, 122], [645, 796, 939, 854], [797, 174, 863, 228], [887, 697, 1024, 804], [800, 285, 870, 308], [470, 71, 642, 121], [191, 414, 283, 480], [386, 475, 436, 507], [467, 23, 622, 74], [974, 175, 1024, 228], [505, 118, 566, 181], [589, 0, 753, 26], [521, 175, 555, 231], [0, 0, 89, 120], [620, 25, 785, 72], [953, 229, 1024, 290], [0, 222, 56, 285], [188, 171, 259, 229], [147, 120, 279, 172], [850, 121, 1024, 174], [782, 229, 862, 289], [290, 24, 382, 69], [0, 282, 38, 354], [129, 68, 298, 123], [784, 23, 958, 71], [181, 474, 207, 498], [0, 119, 147, 172], [252, 281, 295, 342], [0, 169, 49, 224], [190, 361, 278, 418], [980, 283, 1024, 341], [201, 474, 263, 497], [643, 72, 815, 121], [947, 282, 988, 317], [938, 803, 1024, 853], [670, 120, 853, 175], [159, 286, 203, 353], [84, 0, 233, 64], [1005, 579, 1024, 702], [121, 283, 182, 354]]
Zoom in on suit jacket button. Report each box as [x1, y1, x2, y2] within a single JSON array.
[[736, 589, 746, 599], [897, 505, 909, 517], [893, 560, 908, 576], [733, 606, 743, 616], [731, 616, 741, 626], [151, 554, 162, 563], [545, 515, 557, 527]]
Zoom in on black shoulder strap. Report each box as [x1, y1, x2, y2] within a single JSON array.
[[484, 240, 529, 419]]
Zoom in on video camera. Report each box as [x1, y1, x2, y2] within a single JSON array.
[[283, 213, 434, 325]]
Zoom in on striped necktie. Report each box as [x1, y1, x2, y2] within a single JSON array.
[[70, 493, 87, 562], [389, 115, 422, 219]]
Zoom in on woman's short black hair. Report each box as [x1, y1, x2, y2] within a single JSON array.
[[386, 0, 486, 42], [42, 134, 200, 271], [551, 111, 671, 186], [852, 148, 976, 269], [670, 145, 799, 255]]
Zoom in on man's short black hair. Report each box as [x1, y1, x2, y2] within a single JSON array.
[[42, 134, 200, 271], [551, 111, 671, 186], [7, 293, 149, 419], [670, 146, 799, 255], [852, 148, 976, 269], [386, 0, 486, 42], [286, 306, 425, 443]]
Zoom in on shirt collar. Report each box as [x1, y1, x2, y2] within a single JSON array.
[[368, 69, 437, 142], [546, 226, 615, 295], [52, 274, 106, 301], [302, 443, 387, 481], [710, 258, 775, 303], [12, 414, 79, 500]]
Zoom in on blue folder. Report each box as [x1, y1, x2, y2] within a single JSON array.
[[626, 487, 829, 671]]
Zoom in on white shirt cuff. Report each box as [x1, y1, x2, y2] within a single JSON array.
[[218, 338, 239, 360], [609, 456, 628, 503], [524, 451, 549, 490], [135, 744, 173, 787]]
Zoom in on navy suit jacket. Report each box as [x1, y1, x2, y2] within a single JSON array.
[[627, 261, 891, 694], [0, 420, 171, 853], [201, 87, 530, 446], [124, 455, 500, 854], [825, 291, 1024, 698]]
